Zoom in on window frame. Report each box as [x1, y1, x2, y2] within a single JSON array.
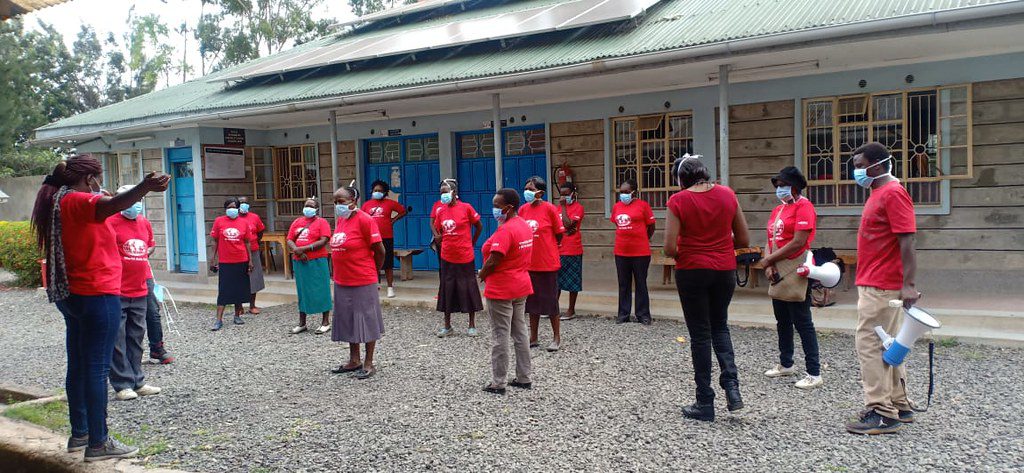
[[249, 146, 274, 202], [611, 111, 694, 209], [271, 144, 319, 216]]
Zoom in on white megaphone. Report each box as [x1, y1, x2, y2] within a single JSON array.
[[795, 252, 841, 288], [874, 301, 941, 366]]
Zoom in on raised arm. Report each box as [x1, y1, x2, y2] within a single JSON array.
[[94, 172, 169, 221]]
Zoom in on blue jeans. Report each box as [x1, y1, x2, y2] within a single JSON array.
[[145, 278, 164, 351], [55, 294, 122, 447]]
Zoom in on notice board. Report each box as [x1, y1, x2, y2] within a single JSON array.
[[204, 146, 245, 179]]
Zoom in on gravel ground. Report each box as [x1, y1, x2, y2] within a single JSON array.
[[1, 286, 1022, 472]]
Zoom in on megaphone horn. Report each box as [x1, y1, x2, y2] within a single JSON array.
[[795, 252, 842, 288], [874, 301, 942, 366]]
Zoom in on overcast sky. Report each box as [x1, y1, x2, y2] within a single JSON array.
[[24, 0, 358, 86]]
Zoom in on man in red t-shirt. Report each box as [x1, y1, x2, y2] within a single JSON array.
[[845, 142, 921, 436], [237, 196, 265, 314], [361, 180, 408, 298]]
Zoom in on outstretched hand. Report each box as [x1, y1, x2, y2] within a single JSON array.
[[142, 172, 171, 192]]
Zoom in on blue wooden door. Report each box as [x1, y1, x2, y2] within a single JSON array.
[[365, 135, 440, 271], [168, 147, 198, 273]]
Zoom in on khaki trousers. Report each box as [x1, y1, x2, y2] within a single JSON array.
[[488, 297, 531, 389], [855, 286, 911, 419]]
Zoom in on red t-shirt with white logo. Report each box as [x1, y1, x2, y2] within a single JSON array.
[[107, 215, 154, 298], [558, 202, 585, 256], [210, 216, 253, 264], [434, 201, 480, 264], [856, 181, 917, 290], [611, 200, 656, 257], [60, 192, 122, 296], [361, 198, 405, 239], [766, 197, 816, 260], [288, 216, 332, 260], [482, 216, 535, 300], [331, 210, 383, 287], [238, 211, 265, 252], [518, 201, 565, 271], [667, 185, 739, 271]]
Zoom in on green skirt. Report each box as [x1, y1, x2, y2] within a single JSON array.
[[293, 257, 332, 315]]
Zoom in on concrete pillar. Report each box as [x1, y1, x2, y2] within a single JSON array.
[[492, 93, 503, 190], [718, 64, 730, 186]]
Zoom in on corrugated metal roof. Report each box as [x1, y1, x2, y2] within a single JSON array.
[[38, 0, 1022, 135], [1, 0, 71, 18]]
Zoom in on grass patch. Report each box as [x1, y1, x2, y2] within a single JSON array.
[[3, 400, 70, 433], [937, 337, 960, 348], [963, 350, 987, 361], [140, 439, 169, 456]]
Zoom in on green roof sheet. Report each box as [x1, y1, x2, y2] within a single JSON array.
[[38, 0, 1018, 135]]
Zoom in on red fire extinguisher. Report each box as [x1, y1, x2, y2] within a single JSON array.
[[555, 162, 574, 187]]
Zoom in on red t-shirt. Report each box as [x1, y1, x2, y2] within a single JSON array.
[[482, 216, 535, 300], [361, 198, 405, 239], [210, 216, 254, 264], [238, 212, 265, 252], [766, 197, 817, 260], [60, 192, 121, 296], [107, 215, 154, 298], [856, 181, 917, 290], [611, 200, 656, 257], [558, 202, 585, 256], [518, 201, 565, 271], [434, 201, 480, 264], [330, 211, 383, 287], [667, 185, 739, 271], [288, 216, 332, 260]]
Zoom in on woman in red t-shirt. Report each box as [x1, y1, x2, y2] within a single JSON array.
[[209, 198, 254, 331], [286, 198, 333, 335], [433, 179, 484, 338], [610, 178, 656, 325], [330, 186, 386, 379], [556, 182, 585, 321], [519, 176, 565, 351], [361, 180, 408, 298], [761, 167, 822, 390], [31, 155, 168, 460], [663, 155, 750, 422], [479, 188, 534, 394]]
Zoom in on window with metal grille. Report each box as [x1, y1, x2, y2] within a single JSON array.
[[250, 147, 274, 201], [803, 85, 972, 208], [612, 113, 694, 209], [273, 144, 318, 216]]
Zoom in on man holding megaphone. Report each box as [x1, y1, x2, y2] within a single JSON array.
[[845, 142, 922, 435]]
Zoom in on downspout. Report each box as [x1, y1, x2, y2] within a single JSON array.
[[329, 110, 339, 191], [492, 93, 503, 190], [718, 64, 730, 186]]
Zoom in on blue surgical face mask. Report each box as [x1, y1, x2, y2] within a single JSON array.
[[335, 203, 353, 219], [523, 190, 537, 203], [226, 208, 239, 219], [619, 193, 633, 204], [440, 192, 453, 205], [239, 202, 250, 214], [853, 158, 893, 189], [492, 207, 507, 223], [121, 202, 143, 219], [302, 206, 317, 218], [372, 191, 385, 200], [776, 186, 793, 203], [565, 196, 574, 205]]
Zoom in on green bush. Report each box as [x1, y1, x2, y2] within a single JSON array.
[[0, 220, 43, 287]]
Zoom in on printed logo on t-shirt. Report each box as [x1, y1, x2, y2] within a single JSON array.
[[615, 214, 633, 229], [122, 239, 148, 261], [441, 219, 457, 234], [330, 232, 348, 248], [223, 228, 241, 241], [518, 238, 533, 250], [526, 220, 539, 233], [369, 206, 385, 217], [296, 228, 310, 243], [770, 215, 785, 245]]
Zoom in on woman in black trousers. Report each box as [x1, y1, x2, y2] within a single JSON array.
[[664, 155, 751, 422]]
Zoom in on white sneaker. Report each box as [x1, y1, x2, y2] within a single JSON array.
[[115, 389, 138, 401], [135, 385, 161, 396], [795, 374, 823, 390], [386, 287, 396, 298], [764, 364, 797, 378]]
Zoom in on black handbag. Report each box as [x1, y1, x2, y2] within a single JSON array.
[[734, 247, 763, 287]]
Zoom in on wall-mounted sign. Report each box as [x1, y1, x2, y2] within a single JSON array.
[[223, 128, 246, 146], [483, 120, 508, 128], [387, 129, 402, 136], [204, 146, 245, 179]]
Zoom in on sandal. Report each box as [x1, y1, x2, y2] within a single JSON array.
[[331, 363, 362, 374], [353, 368, 377, 380]]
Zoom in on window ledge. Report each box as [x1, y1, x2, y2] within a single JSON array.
[[816, 205, 950, 217]]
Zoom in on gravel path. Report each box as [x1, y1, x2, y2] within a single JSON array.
[[1, 287, 1022, 472]]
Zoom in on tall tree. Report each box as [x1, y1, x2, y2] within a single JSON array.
[[348, 0, 417, 17], [207, 0, 327, 68]]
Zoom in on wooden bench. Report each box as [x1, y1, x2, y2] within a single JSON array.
[[749, 252, 858, 290], [650, 254, 677, 286], [394, 249, 424, 281]]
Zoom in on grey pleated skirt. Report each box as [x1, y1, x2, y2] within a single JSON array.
[[331, 283, 384, 344]]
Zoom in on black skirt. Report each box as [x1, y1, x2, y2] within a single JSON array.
[[436, 259, 483, 314], [217, 262, 252, 306], [526, 270, 559, 315]]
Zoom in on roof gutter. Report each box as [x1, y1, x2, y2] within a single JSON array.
[[34, 1, 1024, 144]]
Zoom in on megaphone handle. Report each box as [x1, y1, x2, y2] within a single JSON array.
[[888, 299, 903, 308]]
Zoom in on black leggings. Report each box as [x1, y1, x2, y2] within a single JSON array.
[[772, 293, 821, 376], [615, 255, 651, 322], [676, 269, 739, 404]]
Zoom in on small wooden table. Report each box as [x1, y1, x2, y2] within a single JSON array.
[[394, 249, 424, 281], [261, 232, 292, 279]]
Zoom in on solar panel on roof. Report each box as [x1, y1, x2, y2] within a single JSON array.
[[212, 0, 665, 83], [332, 0, 474, 29]]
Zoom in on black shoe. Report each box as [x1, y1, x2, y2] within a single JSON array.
[[615, 317, 630, 324], [846, 410, 903, 435], [639, 318, 652, 326], [725, 386, 744, 412], [509, 379, 532, 390], [331, 364, 362, 374], [898, 409, 916, 423], [682, 403, 715, 422], [482, 385, 506, 395]]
